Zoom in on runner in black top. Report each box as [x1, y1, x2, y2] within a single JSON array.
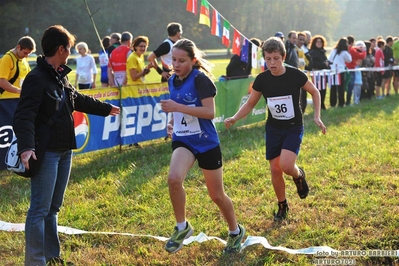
[[225, 37, 326, 221]]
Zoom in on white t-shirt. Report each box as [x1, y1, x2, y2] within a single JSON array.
[[76, 54, 97, 84], [328, 49, 352, 73]]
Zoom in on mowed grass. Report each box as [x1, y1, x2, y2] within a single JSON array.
[[1, 60, 399, 265]]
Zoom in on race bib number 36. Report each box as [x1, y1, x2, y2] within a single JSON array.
[[173, 106, 201, 136], [267, 95, 295, 120]]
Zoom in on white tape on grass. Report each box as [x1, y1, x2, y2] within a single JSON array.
[[0, 220, 337, 255]]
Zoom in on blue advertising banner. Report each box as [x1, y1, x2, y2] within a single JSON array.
[[120, 83, 170, 145], [0, 99, 19, 170], [0, 79, 263, 171]]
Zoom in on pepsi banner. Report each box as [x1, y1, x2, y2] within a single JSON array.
[[72, 84, 171, 153], [0, 79, 265, 171], [72, 87, 122, 153], [120, 83, 170, 145], [0, 99, 19, 171]]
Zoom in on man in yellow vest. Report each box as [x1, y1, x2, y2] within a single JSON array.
[[0, 36, 36, 98], [296, 32, 309, 113]]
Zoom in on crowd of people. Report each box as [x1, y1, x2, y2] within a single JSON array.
[[1, 23, 397, 265], [226, 31, 399, 112]]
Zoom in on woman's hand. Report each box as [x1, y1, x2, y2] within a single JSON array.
[[21, 150, 36, 170], [109, 104, 120, 116]]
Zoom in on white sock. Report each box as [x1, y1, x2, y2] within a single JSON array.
[[177, 221, 187, 231], [229, 225, 240, 236]]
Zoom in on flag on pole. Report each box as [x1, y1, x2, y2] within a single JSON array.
[[186, 0, 197, 15], [211, 9, 222, 37], [257, 47, 264, 72], [251, 44, 258, 69], [199, 0, 210, 26], [232, 29, 241, 55], [241, 38, 249, 63], [222, 20, 230, 47]]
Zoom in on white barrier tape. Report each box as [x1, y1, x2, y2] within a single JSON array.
[[0, 220, 338, 255], [307, 65, 399, 76]]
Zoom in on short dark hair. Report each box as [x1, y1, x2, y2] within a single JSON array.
[[347, 35, 355, 45], [262, 37, 286, 58], [17, 36, 36, 52], [287, 31, 297, 39], [121, 31, 133, 42], [377, 39, 386, 48], [386, 36, 393, 43], [110, 33, 121, 41], [41, 25, 76, 57], [249, 38, 261, 47], [102, 36, 111, 48], [167, 22, 182, 36]]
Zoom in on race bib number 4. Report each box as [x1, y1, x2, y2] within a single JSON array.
[[267, 95, 295, 120], [173, 106, 201, 136]]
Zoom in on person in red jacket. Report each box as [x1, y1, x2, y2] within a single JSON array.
[[345, 35, 366, 106]]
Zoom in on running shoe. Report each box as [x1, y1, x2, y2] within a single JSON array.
[[293, 167, 309, 199], [223, 224, 246, 254], [274, 201, 289, 221], [164, 222, 194, 253]]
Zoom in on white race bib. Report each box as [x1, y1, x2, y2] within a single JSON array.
[[114, 71, 126, 86], [267, 95, 295, 120], [78, 73, 88, 83], [173, 106, 201, 136]]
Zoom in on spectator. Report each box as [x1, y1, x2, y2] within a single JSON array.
[[126, 36, 152, 85], [302, 30, 313, 71], [108, 31, 133, 87], [225, 37, 326, 221], [374, 39, 386, 99], [309, 34, 330, 109], [274, 31, 284, 42], [74, 41, 97, 90], [107, 32, 121, 56], [0, 36, 36, 97], [382, 36, 394, 96], [345, 35, 366, 106], [328, 37, 352, 107], [284, 31, 299, 67], [361, 40, 375, 100], [99, 36, 111, 87], [392, 36, 399, 94], [225, 38, 261, 79], [296, 32, 308, 113], [160, 38, 245, 254], [369, 37, 377, 56], [147, 22, 183, 82], [353, 58, 363, 105], [13, 24, 120, 266]]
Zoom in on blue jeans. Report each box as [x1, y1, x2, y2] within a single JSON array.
[[25, 150, 72, 266]]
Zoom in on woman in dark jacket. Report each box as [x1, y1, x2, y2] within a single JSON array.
[[13, 25, 120, 266], [309, 35, 330, 109], [361, 41, 375, 100]]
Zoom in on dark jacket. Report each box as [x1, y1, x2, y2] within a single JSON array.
[[309, 48, 330, 70], [13, 55, 112, 154], [285, 41, 299, 67], [226, 54, 251, 78]]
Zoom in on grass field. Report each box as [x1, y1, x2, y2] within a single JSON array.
[[1, 60, 399, 265]]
